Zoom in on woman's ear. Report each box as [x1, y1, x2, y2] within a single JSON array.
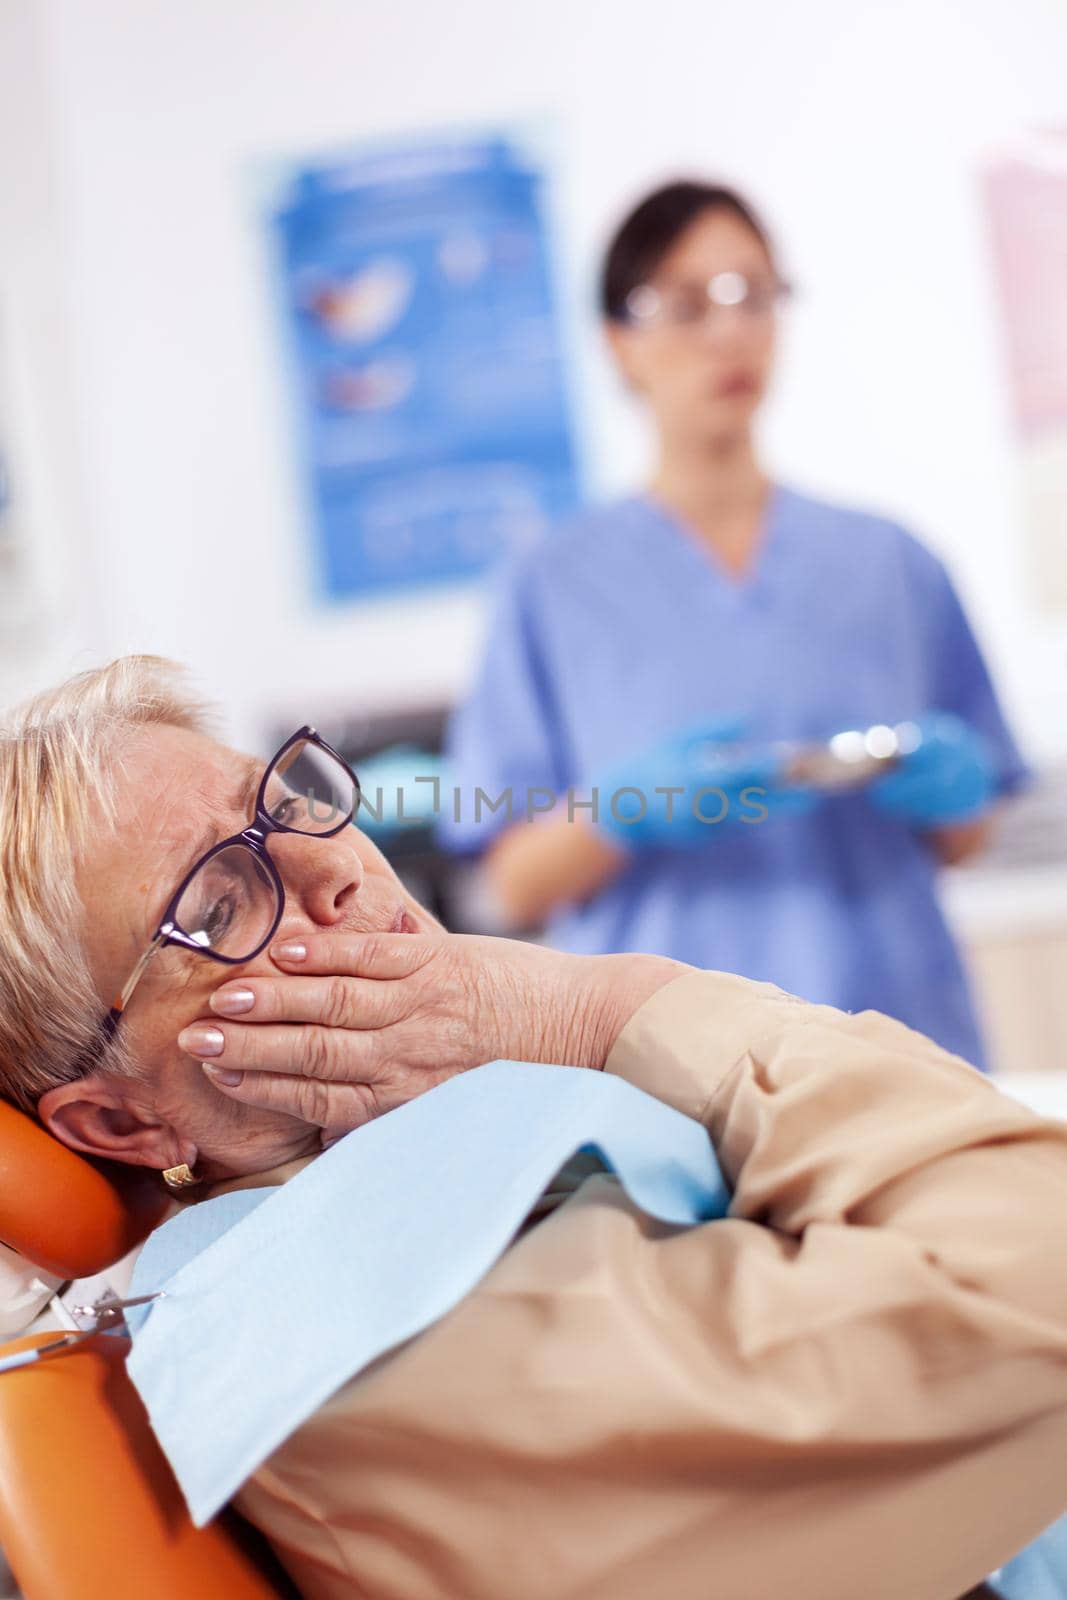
[[37, 1076, 195, 1172]]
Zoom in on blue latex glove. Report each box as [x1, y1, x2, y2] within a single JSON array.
[[594, 716, 816, 851], [869, 712, 995, 828]]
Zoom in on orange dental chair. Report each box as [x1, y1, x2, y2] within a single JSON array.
[[0, 1099, 299, 1599]]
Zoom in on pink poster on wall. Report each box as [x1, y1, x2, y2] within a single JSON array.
[[984, 132, 1067, 614]]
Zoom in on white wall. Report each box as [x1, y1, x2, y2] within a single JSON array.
[[0, 0, 103, 706], [8, 0, 1067, 753]]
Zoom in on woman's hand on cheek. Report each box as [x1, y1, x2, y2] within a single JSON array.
[[176, 931, 657, 1138]]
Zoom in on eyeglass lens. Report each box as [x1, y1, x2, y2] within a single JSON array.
[[175, 843, 279, 960], [172, 741, 358, 959], [626, 271, 785, 327], [267, 738, 360, 836]]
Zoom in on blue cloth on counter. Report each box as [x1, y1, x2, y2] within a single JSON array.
[[352, 744, 443, 836], [440, 486, 1029, 1068], [125, 1059, 730, 1526], [994, 1512, 1067, 1599]]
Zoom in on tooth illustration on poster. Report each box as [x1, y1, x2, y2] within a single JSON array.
[[259, 128, 582, 602]]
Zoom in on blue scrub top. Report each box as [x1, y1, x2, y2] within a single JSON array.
[[440, 486, 1029, 1067]]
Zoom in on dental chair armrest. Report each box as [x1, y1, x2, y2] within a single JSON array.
[[0, 1332, 288, 1599]]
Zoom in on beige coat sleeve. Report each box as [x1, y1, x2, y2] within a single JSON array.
[[237, 972, 1067, 1600]]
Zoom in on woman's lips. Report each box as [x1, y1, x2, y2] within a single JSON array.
[[715, 372, 758, 398], [389, 906, 418, 933]]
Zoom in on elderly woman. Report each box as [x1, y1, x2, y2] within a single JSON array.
[[2, 656, 1066, 1600]]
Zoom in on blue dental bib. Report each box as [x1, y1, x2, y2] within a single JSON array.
[[125, 1059, 731, 1525]]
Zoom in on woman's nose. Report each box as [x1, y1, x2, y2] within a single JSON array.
[[701, 307, 750, 347], [269, 830, 364, 925]]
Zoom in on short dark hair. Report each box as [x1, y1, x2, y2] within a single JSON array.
[[600, 179, 777, 322]]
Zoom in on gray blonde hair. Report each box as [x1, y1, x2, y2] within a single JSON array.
[[0, 656, 214, 1114]]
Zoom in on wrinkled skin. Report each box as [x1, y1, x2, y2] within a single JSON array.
[[40, 724, 681, 1181]]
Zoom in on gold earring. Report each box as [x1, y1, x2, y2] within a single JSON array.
[[161, 1162, 201, 1191]]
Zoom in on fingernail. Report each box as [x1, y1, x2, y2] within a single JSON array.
[[178, 1025, 225, 1059], [210, 986, 256, 1016], [272, 940, 307, 963], [202, 1062, 243, 1088]]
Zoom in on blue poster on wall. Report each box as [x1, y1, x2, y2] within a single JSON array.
[[267, 131, 582, 601]]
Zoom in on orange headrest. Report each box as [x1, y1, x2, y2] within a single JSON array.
[[0, 1100, 169, 1279]]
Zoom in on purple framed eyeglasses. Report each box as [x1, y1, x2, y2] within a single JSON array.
[[98, 725, 360, 1051]]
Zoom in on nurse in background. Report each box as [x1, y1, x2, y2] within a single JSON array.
[[440, 179, 1028, 1067]]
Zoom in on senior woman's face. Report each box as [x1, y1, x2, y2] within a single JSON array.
[[40, 722, 438, 1180]]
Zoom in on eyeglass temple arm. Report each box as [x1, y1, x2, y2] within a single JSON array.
[[109, 932, 170, 1024]]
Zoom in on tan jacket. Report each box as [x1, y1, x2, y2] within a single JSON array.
[[229, 971, 1067, 1599]]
